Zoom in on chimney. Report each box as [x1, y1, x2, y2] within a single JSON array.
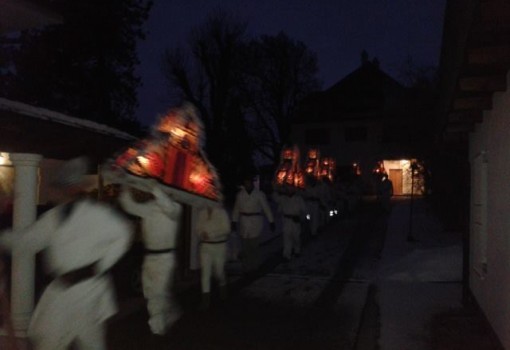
[[361, 50, 369, 65]]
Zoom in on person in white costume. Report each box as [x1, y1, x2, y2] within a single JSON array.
[[232, 175, 275, 273], [274, 185, 307, 261], [377, 174, 394, 213], [303, 176, 326, 236], [0, 157, 133, 350], [318, 177, 334, 225], [118, 182, 183, 335], [196, 203, 230, 309]]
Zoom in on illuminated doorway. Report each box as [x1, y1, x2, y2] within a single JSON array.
[[389, 169, 403, 195], [383, 159, 424, 195]]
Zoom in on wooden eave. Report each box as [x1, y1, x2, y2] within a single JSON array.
[[0, 0, 62, 33], [0, 99, 136, 161], [441, 0, 510, 137]]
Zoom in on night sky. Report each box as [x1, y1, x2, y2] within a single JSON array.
[[135, 0, 446, 126]]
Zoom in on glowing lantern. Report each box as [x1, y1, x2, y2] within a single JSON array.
[[274, 145, 306, 190], [109, 103, 223, 204], [372, 161, 386, 176], [319, 157, 336, 182], [353, 162, 361, 176], [304, 148, 320, 177]]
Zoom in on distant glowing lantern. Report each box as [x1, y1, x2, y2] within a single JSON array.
[[319, 156, 336, 182], [274, 145, 306, 190], [304, 148, 321, 178], [372, 161, 386, 176], [352, 162, 361, 176]]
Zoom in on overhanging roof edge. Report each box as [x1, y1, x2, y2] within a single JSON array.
[[0, 98, 136, 141]]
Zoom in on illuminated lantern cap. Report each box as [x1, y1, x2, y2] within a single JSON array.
[[319, 156, 336, 182], [108, 103, 223, 205], [304, 148, 321, 178], [274, 145, 306, 190]]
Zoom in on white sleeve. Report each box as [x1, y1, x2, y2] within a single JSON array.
[[152, 187, 182, 219], [0, 209, 57, 253]]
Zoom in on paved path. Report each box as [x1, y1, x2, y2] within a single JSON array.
[[107, 200, 386, 350]]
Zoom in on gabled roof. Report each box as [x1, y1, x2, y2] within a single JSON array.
[[296, 61, 408, 123], [327, 61, 405, 96]]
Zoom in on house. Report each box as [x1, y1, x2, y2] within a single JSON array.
[[291, 53, 431, 195], [437, 0, 510, 348]]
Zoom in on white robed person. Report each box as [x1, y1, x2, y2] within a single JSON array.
[[232, 175, 275, 273], [0, 157, 133, 350], [196, 202, 230, 309], [118, 181, 183, 335], [274, 184, 308, 261], [303, 176, 327, 236]]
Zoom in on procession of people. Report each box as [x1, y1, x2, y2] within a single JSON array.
[[0, 106, 361, 349]]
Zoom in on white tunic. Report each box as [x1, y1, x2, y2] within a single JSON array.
[[232, 187, 274, 239], [119, 187, 182, 250], [196, 206, 231, 293], [275, 193, 307, 234], [118, 186, 183, 335], [0, 199, 133, 347], [196, 206, 230, 243]]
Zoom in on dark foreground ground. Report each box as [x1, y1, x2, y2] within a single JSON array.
[[105, 197, 503, 350]]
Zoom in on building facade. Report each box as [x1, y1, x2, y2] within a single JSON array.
[[438, 0, 510, 348], [291, 54, 431, 194]]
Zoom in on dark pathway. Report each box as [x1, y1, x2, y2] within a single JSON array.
[[107, 200, 389, 350]]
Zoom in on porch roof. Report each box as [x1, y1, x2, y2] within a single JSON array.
[[0, 0, 62, 33], [438, 0, 510, 140], [0, 98, 136, 161]]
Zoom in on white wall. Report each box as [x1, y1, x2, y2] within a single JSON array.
[[469, 71, 510, 348]]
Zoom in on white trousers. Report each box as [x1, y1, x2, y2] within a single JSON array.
[[142, 252, 180, 335], [28, 277, 115, 350], [199, 242, 227, 293], [33, 323, 105, 350]]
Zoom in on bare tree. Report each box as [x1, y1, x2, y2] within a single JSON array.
[[162, 13, 321, 195], [162, 10, 253, 196], [240, 32, 321, 164]]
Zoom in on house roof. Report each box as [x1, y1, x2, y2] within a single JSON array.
[[0, 98, 136, 160], [0, 0, 62, 33], [438, 0, 510, 139], [295, 60, 408, 123]]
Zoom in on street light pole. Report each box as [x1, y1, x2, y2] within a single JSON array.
[[407, 161, 418, 242]]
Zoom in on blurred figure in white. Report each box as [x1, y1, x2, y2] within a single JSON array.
[[119, 182, 182, 335], [232, 175, 275, 273], [274, 185, 307, 261], [196, 202, 230, 309], [0, 157, 133, 350], [0, 258, 17, 350], [303, 176, 326, 236], [318, 177, 334, 225]]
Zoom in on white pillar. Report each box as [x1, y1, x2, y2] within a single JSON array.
[[9, 153, 42, 334], [189, 206, 200, 270]]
